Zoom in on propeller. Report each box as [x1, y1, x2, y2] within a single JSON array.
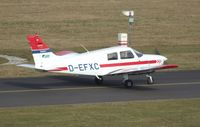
[[154, 48, 161, 55]]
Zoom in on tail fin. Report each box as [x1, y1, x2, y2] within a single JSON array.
[[27, 34, 55, 70]]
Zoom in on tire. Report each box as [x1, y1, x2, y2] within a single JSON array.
[[124, 80, 133, 88]]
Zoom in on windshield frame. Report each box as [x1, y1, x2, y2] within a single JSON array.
[[133, 49, 143, 58]]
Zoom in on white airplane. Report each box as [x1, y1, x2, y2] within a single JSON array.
[[19, 34, 178, 88]]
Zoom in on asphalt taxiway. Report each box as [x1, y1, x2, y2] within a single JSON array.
[[0, 70, 200, 107]]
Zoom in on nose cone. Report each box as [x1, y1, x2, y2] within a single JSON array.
[[160, 55, 167, 61], [158, 55, 168, 65]]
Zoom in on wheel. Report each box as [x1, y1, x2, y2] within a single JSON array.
[[124, 80, 133, 88], [147, 76, 154, 84], [94, 76, 103, 85]]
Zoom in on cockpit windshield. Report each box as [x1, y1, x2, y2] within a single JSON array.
[[133, 49, 143, 58]]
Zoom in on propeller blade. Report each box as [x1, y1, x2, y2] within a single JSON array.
[[154, 48, 161, 55]]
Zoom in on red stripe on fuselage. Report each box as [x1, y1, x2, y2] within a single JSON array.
[[48, 67, 68, 72], [100, 60, 157, 68], [157, 64, 178, 69], [48, 60, 157, 72]]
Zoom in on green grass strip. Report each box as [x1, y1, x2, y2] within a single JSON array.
[[0, 99, 199, 127]]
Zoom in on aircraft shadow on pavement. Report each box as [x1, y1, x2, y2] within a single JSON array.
[[46, 75, 158, 91], [3, 75, 158, 91], [47, 75, 158, 91]]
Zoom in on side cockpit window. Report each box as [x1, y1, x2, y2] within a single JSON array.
[[107, 52, 118, 60], [120, 50, 134, 59]]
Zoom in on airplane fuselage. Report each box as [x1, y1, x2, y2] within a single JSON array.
[[45, 46, 166, 76]]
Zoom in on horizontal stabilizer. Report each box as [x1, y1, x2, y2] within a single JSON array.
[[17, 64, 35, 69]]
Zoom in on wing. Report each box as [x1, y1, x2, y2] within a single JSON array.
[[153, 64, 178, 70], [107, 64, 178, 75]]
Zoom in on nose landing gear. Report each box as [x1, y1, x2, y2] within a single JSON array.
[[146, 74, 154, 84]]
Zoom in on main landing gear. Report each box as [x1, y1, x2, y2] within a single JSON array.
[[122, 74, 155, 89], [94, 74, 155, 88], [94, 76, 103, 85], [122, 74, 134, 88]]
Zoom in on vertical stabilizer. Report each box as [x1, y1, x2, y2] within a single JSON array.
[[26, 34, 55, 69]]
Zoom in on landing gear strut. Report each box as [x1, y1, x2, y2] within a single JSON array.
[[122, 74, 133, 88], [94, 76, 103, 85], [146, 74, 154, 84]]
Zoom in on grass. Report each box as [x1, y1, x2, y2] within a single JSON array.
[[0, 0, 200, 77], [0, 57, 8, 65], [0, 99, 199, 127]]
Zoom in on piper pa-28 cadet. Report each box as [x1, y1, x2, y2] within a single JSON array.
[[19, 33, 178, 88]]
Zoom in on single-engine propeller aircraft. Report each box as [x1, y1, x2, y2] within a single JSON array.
[[19, 33, 178, 88]]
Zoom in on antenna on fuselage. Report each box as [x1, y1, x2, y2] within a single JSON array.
[[80, 44, 89, 53], [122, 10, 134, 46]]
